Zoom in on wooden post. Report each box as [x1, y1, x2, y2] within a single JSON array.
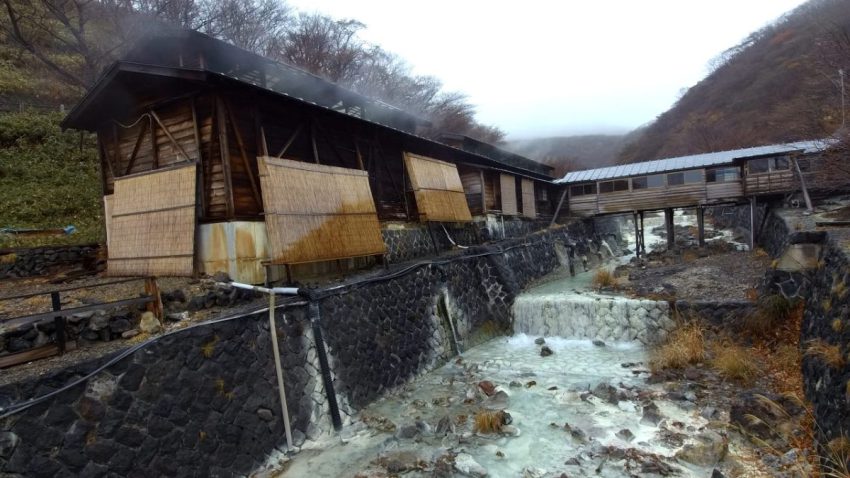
[[633, 212, 641, 259], [750, 196, 757, 251], [144, 277, 164, 323], [665, 208, 675, 250], [51, 291, 66, 355], [697, 207, 706, 247], [550, 188, 568, 227], [639, 211, 646, 255]]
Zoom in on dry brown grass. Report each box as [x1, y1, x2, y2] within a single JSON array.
[[711, 343, 759, 383], [682, 249, 700, 262], [473, 410, 506, 434], [591, 269, 618, 289], [804, 340, 845, 369], [742, 295, 796, 337], [650, 321, 705, 371]]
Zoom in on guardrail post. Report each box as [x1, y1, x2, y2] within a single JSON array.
[[51, 291, 66, 354]]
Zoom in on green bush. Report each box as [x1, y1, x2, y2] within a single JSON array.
[[0, 110, 103, 247]]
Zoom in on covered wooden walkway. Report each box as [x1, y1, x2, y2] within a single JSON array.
[[554, 140, 831, 254]]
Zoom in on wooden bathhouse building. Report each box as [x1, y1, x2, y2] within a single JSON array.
[[62, 30, 556, 283]]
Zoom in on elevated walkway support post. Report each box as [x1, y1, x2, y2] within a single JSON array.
[[696, 207, 705, 247], [665, 208, 675, 250], [749, 197, 756, 251], [633, 212, 641, 259], [639, 211, 646, 255]]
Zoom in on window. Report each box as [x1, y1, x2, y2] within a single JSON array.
[[706, 167, 741, 183], [570, 183, 596, 196], [631, 174, 665, 190], [537, 187, 548, 201], [748, 156, 790, 174], [599, 179, 629, 194], [749, 158, 769, 174], [667, 172, 684, 186], [683, 170, 703, 183], [667, 170, 702, 186]]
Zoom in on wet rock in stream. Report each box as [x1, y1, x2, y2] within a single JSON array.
[[539, 345, 554, 357]]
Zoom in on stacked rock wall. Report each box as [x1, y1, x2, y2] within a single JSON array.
[[0, 244, 100, 279], [0, 220, 606, 477]]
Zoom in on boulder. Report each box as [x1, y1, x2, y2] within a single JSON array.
[[675, 430, 728, 466], [540, 345, 554, 357], [138, 312, 162, 334], [455, 453, 488, 477]]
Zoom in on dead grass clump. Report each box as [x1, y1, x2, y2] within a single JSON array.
[[711, 343, 759, 383], [591, 269, 618, 289], [804, 340, 845, 369], [682, 249, 699, 262], [650, 321, 705, 371], [473, 410, 506, 434], [743, 294, 795, 336], [823, 436, 850, 478]]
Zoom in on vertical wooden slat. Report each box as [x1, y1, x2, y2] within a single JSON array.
[[224, 99, 263, 209], [216, 96, 235, 217]]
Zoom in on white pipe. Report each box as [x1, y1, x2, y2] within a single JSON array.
[[221, 281, 300, 296], [267, 293, 294, 452], [441, 225, 469, 249]]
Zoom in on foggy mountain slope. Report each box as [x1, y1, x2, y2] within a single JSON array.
[[506, 133, 636, 177], [619, 0, 849, 164]]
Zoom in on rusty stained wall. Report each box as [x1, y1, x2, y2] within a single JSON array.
[[198, 221, 274, 283]]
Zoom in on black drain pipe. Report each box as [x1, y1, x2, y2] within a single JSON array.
[[305, 297, 343, 431]]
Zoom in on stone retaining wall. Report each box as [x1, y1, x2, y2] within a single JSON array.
[[0, 220, 604, 477], [0, 244, 100, 279]]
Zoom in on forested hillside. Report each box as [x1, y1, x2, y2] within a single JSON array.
[[0, 0, 503, 142], [619, 0, 850, 163]]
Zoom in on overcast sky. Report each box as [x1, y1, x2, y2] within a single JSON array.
[[286, 0, 809, 140]]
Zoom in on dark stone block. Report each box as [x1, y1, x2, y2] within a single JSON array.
[[118, 364, 146, 392], [103, 445, 133, 474], [44, 404, 79, 427], [146, 415, 173, 439], [84, 441, 115, 465], [114, 425, 146, 448]]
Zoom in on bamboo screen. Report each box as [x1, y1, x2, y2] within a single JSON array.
[[107, 163, 197, 276], [500, 173, 518, 215], [258, 157, 386, 264], [521, 178, 537, 218], [403, 152, 473, 222]]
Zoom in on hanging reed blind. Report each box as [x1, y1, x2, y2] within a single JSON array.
[[403, 152, 473, 222], [521, 178, 537, 218], [500, 173, 518, 215], [107, 163, 197, 276], [258, 157, 386, 264]]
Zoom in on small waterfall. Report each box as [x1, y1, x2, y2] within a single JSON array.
[[512, 293, 674, 345]]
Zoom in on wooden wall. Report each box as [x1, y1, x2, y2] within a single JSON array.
[[458, 165, 485, 215], [500, 174, 518, 215]]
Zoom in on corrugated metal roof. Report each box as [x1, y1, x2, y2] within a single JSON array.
[[557, 140, 831, 184]]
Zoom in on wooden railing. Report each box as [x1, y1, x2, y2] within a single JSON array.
[[0, 277, 162, 369]]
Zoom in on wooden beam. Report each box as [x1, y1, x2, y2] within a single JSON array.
[[550, 188, 567, 227], [354, 138, 365, 170], [310, 119, 320, 164], [150, 110, 192, 161], [223, 99, 263, 209], [480, 169, 486, 213], [276, 123, 304, 159], [314, 118, 348, 167], [216, 96, 235, 217], [124, 120, 148, 175], [253, 105, 269, 157], [150, 113, 159, 168]]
